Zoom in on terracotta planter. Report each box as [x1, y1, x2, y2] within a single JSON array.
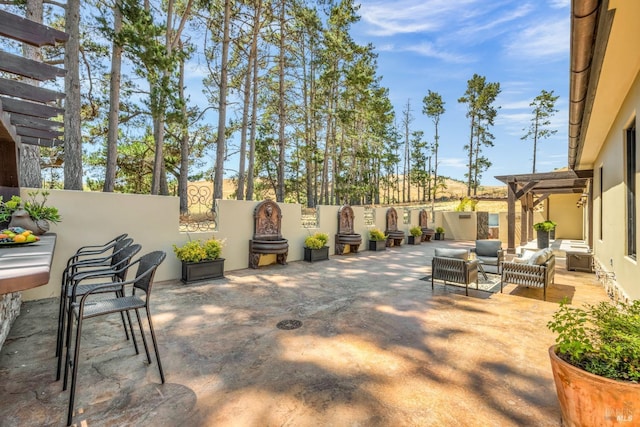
[[549, 346, 640, 426], [181, 258, 225, 283], [304, 246, 329, 262]]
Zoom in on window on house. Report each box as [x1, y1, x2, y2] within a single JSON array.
[[626, 120, 637, 258], [599, 166, 603, 240]]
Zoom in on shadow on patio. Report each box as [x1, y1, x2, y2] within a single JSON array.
[[0, 240, 609, 426]]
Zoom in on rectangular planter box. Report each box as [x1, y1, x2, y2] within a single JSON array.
[[181, 258, 225, 283], [408, 236, 421, 245], [434, 233, 445, 240], [566, 252, 593, 272], [369, 240, 386, 251], [304, 246, 329, 262]]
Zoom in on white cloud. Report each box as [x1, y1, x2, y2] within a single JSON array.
[[449, 3, 534, 45], [504, 17, 569, 60], [402, 42, 474, 63], [548, 0, 570, 9], [501, 100, 533, 110], [439, 157, 467, 168], [359, 0, 480, 37]]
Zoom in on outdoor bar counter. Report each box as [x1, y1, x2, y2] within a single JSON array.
[[0, 233, 56, 294]]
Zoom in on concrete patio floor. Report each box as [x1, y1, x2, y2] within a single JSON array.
[[1, 240, 609, 426]]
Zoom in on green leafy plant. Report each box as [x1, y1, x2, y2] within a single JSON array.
[[0, 195, 21, 223], [547, 298, 640, 382], [173, 238, 223, 263], [369, 228, 387, 241], [305, 232, 328, 249], [454, 196, 478, 212], [0, 191, 61, 223], [410, 226, 422, 237], [24, 191, 61, 223], [435, 226, 445, 233], [534, 221, 554, 232]]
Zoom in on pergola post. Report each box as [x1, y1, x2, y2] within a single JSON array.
[[520, 197, 527, 247], [527, 192, 534, 242], [507, 178, 516, 254]]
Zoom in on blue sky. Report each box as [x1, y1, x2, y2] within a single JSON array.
[[350, 0, 571, 186]]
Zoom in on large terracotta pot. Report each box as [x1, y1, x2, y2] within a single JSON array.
[[549, 346, 640, 426]]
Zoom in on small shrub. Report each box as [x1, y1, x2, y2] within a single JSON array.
[[454, 196, 477, 212], [305, 236, 324, 249], [369, 228, 387, 241], [410, 226, 422, 237], [435, 226, 445, 233], [313, 232, 329, 247], [547, 299, 640, 382], [534, 221, 554, 232], [305, 232, 328, 249], [174, 238, 222, 263]]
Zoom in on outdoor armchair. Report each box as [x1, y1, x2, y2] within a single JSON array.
[[500, 248, 555, 301], [471, 239, 504, 274], [431, 248, 479, 296]]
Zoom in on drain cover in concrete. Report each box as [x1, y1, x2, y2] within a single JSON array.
[[276, 319, 302, 330]]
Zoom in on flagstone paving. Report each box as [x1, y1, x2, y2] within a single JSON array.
[[0, 240, 609, 426]]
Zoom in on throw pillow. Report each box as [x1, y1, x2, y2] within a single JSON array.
[[529, 248, 551, 265], [434, 248, 469, 260]]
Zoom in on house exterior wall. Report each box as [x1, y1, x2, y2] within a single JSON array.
[[548, 194, 583, 240], [591, 71, 640, 301]]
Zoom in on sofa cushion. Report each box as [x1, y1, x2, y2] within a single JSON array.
[[434, 248, 469, 260], [475, 240, 502, 257], [529, 248, 552, 265]]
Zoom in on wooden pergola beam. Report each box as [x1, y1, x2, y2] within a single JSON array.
[[533, 193, 550, 208], [9, 113, 61, 131], [515, 180, 539, 199], [0, 9, 68, 47], [0, 96, 63, 118], [0, 77, 65, 103], [19, 136, 62, 147], [0, 51, 66, 82]]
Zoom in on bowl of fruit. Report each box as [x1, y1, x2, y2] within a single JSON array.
[[0, 227, 40, 246]]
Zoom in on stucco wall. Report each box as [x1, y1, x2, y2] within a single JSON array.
[[548, 194, 583, 240], [16, 191, 439, 301], [591, 71, 640, 300]]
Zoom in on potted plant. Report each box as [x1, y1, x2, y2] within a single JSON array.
[[533, 221, 554, 248], [368, 228, 387, 251], [547, 220, 558, 240], [0, 191, 61, 234], [173, 237, 225, 283], [547, 299, 640, 426], [304, 232, 329, 262], [408, 226, 422, 245], [434, 226, 445, 240]]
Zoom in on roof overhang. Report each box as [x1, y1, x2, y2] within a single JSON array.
[[569, 0, 640, 170]]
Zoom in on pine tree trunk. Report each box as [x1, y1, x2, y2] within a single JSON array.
[[276, 0, 286, 202], [178, 49, 188, 215], [20, 0, 44, 188], [214, 0, 231, 200], [104, 0, 122, 192]]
